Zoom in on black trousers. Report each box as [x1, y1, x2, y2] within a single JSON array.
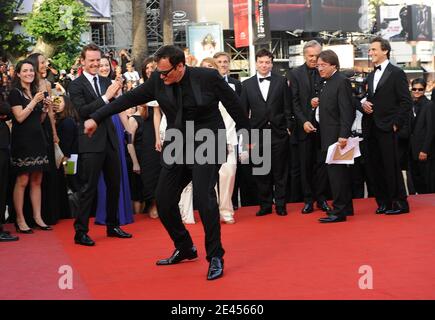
[[74, 143, 121, 234], [298, 133, 329, 204], [367, 126, 407, 208], [327, 163, 354, 216], [0, 149, 9, 226], [410, 158, 431, 194], [254, 130, 289, 208], [155, 163, 224, 261]]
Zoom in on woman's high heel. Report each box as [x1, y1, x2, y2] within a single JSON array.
[[15, 223, 34, 234], [34, 223, 53, 231]]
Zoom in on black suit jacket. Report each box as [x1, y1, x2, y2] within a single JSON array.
[[241, 72, 293, 135], [69, 74, 118, 153], [363, 63, 412, 137], [227, 76, 242, 97], [0, 100, 11, 149], [90, 67, 250, 164], [318, 72, 355, 152], [289, 64, 319, 140], [410, 99, 434, 160]]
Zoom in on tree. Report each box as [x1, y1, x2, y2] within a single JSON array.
[[162, 0, 173, 45], [0, 0, 30, 59], [23, 0, 88, 70], [131, 0, 148, 72]]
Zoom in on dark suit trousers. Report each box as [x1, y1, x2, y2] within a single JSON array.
[[0, 149, 9, 225], [298, 133, 329, 204], [327, 163, 354, 216], [367, 126, 407, 207], [74, 143, 121, 234], [254, 130, 289, 208], [155, 163, 224, 261]]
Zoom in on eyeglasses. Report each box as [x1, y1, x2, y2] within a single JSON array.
[[412, 88, 425, 92], [156, 65, 175, 77]]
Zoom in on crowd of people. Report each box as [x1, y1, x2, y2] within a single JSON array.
[[1, 38, 435, 280]]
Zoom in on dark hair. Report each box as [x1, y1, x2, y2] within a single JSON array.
[[80, 43, 102, 60], [318, 50, 340, 71], [27, 52, 44, 75], [154, 45, 185, 67], [255, 48, 274, 62], [11, 59, 39, 96], [100, 56, 114, 80], [370, 37, 391, 60], [411, 77, 427, 89], [56, 95, 79, 122], [141, 57, 155, 80]]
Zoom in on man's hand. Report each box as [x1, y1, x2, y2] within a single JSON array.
[[311, 97, 319, 109], [84, 119, 98, 137], [303, 121, 317, 133], [362, 101, 374, 114], [419, 152, 428, 161], [105, 81, 122, 100], [393, 124, 398, 132], [287, 128, 292, 136], [338, 138, 348, 149]]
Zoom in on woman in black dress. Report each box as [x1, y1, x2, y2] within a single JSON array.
[[8, 60, 51, 233]]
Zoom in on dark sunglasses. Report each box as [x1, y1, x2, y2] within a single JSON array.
[[412, 88, 424, 92], [156, 65, 175, 77]]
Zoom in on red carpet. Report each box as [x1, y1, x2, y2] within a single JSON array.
[[1, 195, 435, 300]]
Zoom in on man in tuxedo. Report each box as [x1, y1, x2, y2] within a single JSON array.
[[69, 44, 132, 246], [289, 40, 331, 214], [213, 52, 258, 210], [241, 49, 293, 216], [316, 50, 355, 223], [361, 37, 412, 215], [0, 97, 18, 241], [83, 45, 251, 280]]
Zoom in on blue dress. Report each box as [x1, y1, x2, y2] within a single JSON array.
[[95, 114, 134, 225]]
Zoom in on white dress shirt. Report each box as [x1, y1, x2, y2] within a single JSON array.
[[373, 59, 390, 92], [83, 71, 109, 104], [257, 72, 271, 101]]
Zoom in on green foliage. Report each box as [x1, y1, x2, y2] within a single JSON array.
[[23, 0, 88, 44], [23, 0, 89, 71], [0, 0, 31, 58]]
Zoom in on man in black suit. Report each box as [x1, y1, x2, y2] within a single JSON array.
[[241, 49, 293, 216], [213, 51, 258, 209], [0, 97, 19, 241], [361, 37, 412, 215], [69, 44, 132, 246], [83, 45, 251, 280], [316, 50, 356, 223], [289, 40, 331, 214]]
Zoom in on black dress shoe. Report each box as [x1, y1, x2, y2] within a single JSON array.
[[107, 227, 132, 238], [317, 201, 331, 212], [319, 214, 347, 223], [375, 204, 387, 214], [74, 233, 95, 246], [156, 246, 198, 265], [207, 257, 224, 281], [0, 231, 19, 242], [276, 206, 288, 216], [385, 208, 409, 215], [302, 203, 314, 214], [256, 207, 272, 216]]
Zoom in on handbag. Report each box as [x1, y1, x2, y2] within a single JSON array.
[[54, 143, 65, 169]]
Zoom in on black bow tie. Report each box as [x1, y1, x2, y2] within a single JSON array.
[[374, 65, 382, 72], [259, 76, 271, 82]]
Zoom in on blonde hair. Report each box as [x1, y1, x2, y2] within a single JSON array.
[[200, 57, 218, 69]]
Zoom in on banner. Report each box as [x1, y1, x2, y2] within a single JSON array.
[[252, 0, 271, 45], [233, 0, 249, 48]]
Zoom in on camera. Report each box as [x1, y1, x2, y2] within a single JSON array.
[[44, 91, 49, 98]]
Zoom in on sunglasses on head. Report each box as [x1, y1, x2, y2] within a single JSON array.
[[412, 88, 424, 92], [156, 65, 175, 77]]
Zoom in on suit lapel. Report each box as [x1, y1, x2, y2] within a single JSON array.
[[266, 74, 277, 102], [252, 76, 266, 102], [189, 68, 203, 106], [164, 85, 176, 108], [374, 63, 392, 94], [81, 75, 98, 99], [99, 77, 108, 95], [367, 72, 375, 98]]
